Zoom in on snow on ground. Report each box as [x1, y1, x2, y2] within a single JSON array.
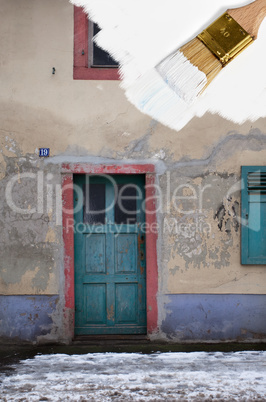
[[1, 351, 266, 401]]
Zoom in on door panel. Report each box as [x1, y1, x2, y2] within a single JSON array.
[[74, 174, 146, 335], [84, 284, 106, 324], [115, 234, 137, 273], [85, 234, 106, 273], [115, 283, 137, 323]]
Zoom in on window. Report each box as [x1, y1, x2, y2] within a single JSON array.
[[83, 183, 106, 224], [89, 23, 118, 68], [74, 6, 120, 80], [114, 183, 138, 224], [241, 166, 266, 264]]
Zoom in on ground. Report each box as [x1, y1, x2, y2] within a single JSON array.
[[1, 343, 266, 401]]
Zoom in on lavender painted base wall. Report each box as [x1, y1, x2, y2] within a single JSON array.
[[0, 295, 59, 342], [1, 294, 266, 342], [161, 294, 266, 341]]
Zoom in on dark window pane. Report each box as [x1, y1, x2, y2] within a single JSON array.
[[115, 184, 137, 224], [84, 183, 105, 224], [93, 23, 118, 66]]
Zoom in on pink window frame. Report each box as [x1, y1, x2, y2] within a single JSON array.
[[73, 6, 120, 80], [62, 163, 158, 340]]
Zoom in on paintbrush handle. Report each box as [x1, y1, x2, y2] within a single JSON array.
[[228, 0, 266, 39]]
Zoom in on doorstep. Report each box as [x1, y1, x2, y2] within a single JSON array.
[[73, 334, 150, 345]]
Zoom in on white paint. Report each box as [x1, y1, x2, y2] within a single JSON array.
[[156, 50, 207, 103], [70, 0, 266, 131]]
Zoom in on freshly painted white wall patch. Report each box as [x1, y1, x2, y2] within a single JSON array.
[[70, 0, 266, 131]]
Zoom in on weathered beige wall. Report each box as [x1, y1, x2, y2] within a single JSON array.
[[0, 0, 154, 159], [1, 0, 266, 298]]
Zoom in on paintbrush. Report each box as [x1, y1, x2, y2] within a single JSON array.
[[156, 0, 266, 104]]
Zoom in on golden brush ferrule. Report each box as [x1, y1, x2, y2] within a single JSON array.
[[197, 12, 254, 66]]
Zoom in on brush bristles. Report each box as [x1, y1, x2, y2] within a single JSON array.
[[181, 38, 223, 93], [156, 37, 222, 104]]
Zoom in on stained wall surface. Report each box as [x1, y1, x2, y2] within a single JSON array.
[[1, 0, 266, 343]]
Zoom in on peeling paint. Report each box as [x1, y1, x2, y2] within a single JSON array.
[[45, 227, 57, 243], [107, 305, 115, 321], [0, 295, 60, 342]]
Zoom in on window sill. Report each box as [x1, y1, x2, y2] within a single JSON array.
[[73, 66, 120, 80]]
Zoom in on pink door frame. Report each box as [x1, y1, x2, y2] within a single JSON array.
[[62, 163, 158, 340], [73, 6, 120, 80]]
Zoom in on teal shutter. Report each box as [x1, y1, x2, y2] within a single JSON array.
[[242, 166, 266, 264]]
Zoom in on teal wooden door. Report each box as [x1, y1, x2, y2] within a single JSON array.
[[74, 174, 146, 334]]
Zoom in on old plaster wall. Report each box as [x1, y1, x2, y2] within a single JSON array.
[[1, 0, 266, 342], [158, 134, 266, 341]]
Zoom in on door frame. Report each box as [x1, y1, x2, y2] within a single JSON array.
[[62, 163, 158, 341]]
